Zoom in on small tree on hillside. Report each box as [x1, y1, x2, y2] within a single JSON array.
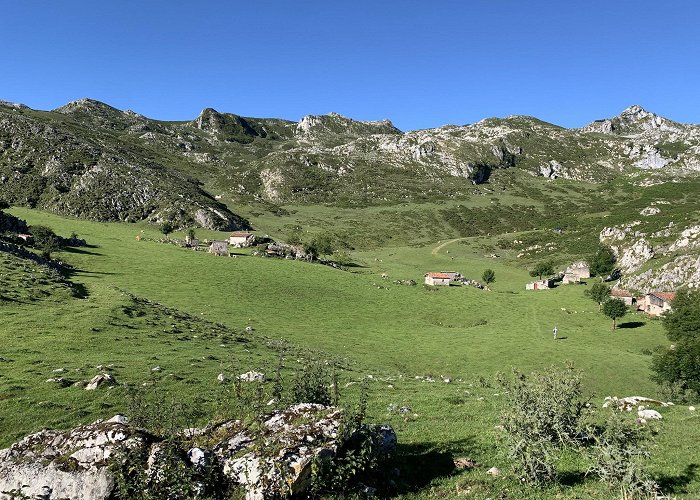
[[590, 245, 616, 279], [482, 269, 496, 287], [0, 200, 9, 210], [305, 233, 334, 260], [529, 261, 554, 280], [586, 282, 611, 311], [287, 226, 303, 246], [160, 221, 174, 239], [602, 298, 628, 330], [29, 225, 62, 259]]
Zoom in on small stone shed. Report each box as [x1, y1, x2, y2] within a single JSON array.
[[610, 288, 636, 306], [424, 272, 453, 286], [229, 232, 255, 248], [526, 279, 553, 290], [209, 240, 229, 256], [562, 261, 590, 284]]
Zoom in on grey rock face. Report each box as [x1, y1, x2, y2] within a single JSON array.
[[0, 420, 146, 500], [0, 406, 395, 499]]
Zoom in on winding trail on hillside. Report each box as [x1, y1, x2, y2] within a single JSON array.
[[431, 237, 469, 256]]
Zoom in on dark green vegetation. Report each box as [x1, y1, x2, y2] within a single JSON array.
[[586, 282, 611, 311], [590, 245, 616, 278], [603, 298, 629, 330], [651, 290, 700, 400]]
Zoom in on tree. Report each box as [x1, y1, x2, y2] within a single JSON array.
[[586, 282, 611, 311], [0, 200, 9, 210], [602, 298, 628, 330], [590, 245, 616, 278], [305, 233, 334, 259], [529, 261, 554, 280], [651, 290, 700, 398], [186, 228, 196, 241], [287, 226, 303, 246], [160, 221, 174, 239], [482, 269, 496, 287], [29, 225, 62, 259]]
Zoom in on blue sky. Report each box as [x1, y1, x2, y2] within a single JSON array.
[[2, 1, 699, 131]]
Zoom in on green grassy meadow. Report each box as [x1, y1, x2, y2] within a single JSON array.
[[2, 206, 699, 498]]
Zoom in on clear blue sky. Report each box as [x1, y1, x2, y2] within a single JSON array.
[[2, 1, 699, 131]]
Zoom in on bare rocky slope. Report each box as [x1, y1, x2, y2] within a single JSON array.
[[3, 99, 700, 219]]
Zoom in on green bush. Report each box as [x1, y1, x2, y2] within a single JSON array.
[[585, 411, 659, 498], [291, 360, 336, 406], [497, 363, 589, 483]]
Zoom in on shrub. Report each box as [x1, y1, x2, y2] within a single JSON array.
[[29, 224, 62, 259], [586, 411, 659, 498], [482, 269, 496, 286], [590, 245, 616, 278], [586, 282, 611, 311], [291, 360, 335, 406], [497, 363, 589, 483]]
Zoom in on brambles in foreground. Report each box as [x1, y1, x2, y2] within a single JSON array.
[[586, 410, 659, 498], [497, 364, 659, 496], [603, 298, 628, 330], [497, 363, 589, 484]]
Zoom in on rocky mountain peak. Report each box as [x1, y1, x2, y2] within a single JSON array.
[[296, 112, 401, 138], [54, 98, 121, 114], [620, 104, 650, 120], [0, 99, 28, 110], [582, 105, 683, 136]]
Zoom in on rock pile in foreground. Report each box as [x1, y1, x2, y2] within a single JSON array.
[[0, 404, 395, 500]]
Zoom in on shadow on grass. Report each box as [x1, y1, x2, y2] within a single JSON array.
[[63, 247, 103, 256], [389, 438, 476, 495], [657, 463, 698, 494], [557, 470, 588, 487], [618, 321, 646, 329], [70, 282, 89, 299]]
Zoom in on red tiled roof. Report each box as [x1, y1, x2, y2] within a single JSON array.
[[651, 292, 676, 303], [425, 272, 453, 279], [230, 232, 253, 237], [611, 288, 633, 297]]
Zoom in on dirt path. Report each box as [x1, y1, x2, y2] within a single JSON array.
[[431, 237, 469, 256]]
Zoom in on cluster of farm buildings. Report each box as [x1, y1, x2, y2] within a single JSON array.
[[424, 261, 676, 317]]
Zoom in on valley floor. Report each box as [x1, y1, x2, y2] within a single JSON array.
[[1, 207, 699, 498]]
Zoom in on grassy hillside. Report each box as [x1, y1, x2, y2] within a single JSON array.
[[3, 207, 699, 498]]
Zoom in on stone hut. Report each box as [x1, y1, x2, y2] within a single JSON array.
[[208, 240, 229, 256], [610, 288, 636, 306], [424, 272, 453, 286], [229, 232, 255, 248], [638, 292, 675, 317], [526, 279, 553, 290], [564, 261, 590, 280]]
